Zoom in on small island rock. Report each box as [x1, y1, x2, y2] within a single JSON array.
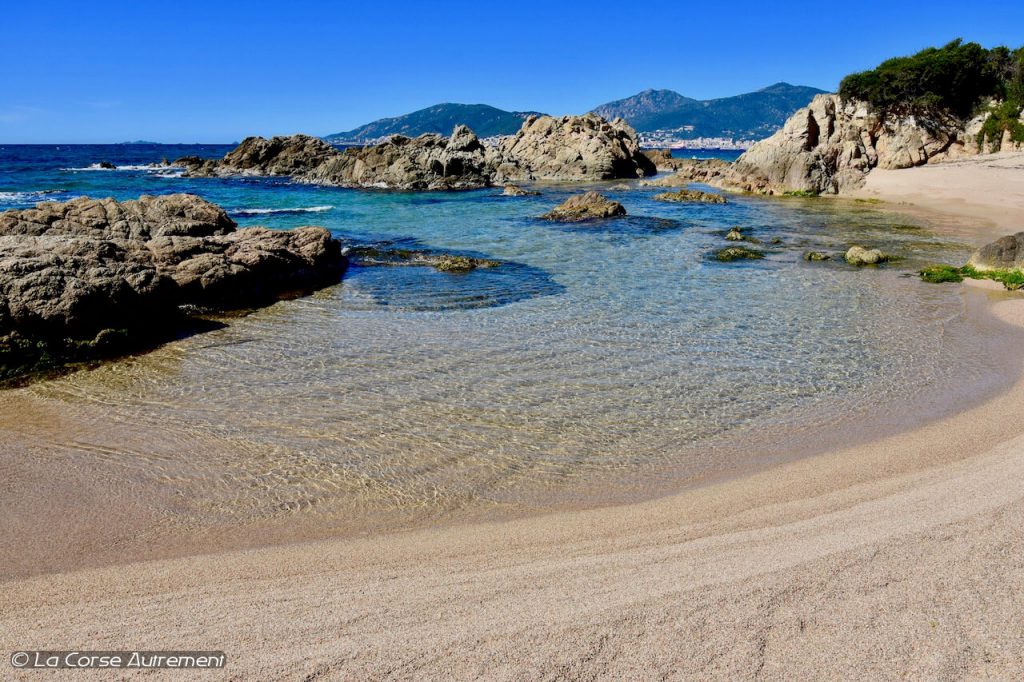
[[540, 192, 626, 222]]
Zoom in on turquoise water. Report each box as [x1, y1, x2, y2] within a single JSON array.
[[0, 144, 1012, 530]]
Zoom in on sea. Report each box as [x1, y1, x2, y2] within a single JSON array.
[[0, 143, 1017, 550]]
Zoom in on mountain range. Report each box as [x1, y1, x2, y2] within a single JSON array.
[[325, 104, 541, 144], [324, 82, 827, 144], [591, 82, 826, 138]]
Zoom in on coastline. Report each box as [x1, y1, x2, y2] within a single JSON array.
[[853, 150, 1024, 234], [2, 191, 1024, 677]]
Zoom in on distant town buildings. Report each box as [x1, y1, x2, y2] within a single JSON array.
[[638, 129, 756, 150]]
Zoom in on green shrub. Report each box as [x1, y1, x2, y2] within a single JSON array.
[[840, 40, 1023, 121], [977, 99, 1024, 151]]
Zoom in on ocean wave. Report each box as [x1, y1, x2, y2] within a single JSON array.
[[61, 162, 174, 172], [61, 163, 116, 171], [0, 189, 71, 206], [230, 205, 334, 217]]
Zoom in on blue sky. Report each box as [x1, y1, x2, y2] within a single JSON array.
[[3, 0, 1024, 143]]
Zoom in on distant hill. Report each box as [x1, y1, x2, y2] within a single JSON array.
[[325, 84, 827, 146], [324, 103, 542, 143], [591, 82, 827, 139]]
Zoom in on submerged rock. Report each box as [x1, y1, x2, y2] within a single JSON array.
[[653, 189, 727, 204], [502, 184, 539, 197], [845, 246, 889, 266], [432, 255, 499, 272], [344, 243, 500, 272], [714, 246, 764, 262], [540, 191, 626, 222], [803, 251, 832, 261], [0, 194, 346, 379]]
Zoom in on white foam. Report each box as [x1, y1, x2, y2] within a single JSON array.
[[61, 163, 116, 171], [231, 205, 334, 216], [0, 189, 69, 206], [61, 162, 175, 172]]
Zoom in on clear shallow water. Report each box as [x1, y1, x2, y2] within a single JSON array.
[[0, 144, 1013, 533]]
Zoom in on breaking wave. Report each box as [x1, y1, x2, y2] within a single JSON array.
[[230, 206, 334, 217]]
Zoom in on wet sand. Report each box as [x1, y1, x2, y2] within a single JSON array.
[[2, 294, 1024, 679], [3, 176, 1024, 677]]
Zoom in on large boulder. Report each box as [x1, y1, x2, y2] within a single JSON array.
[[0, 195, 346, 377], [179, 134, 341, 177], [497, 114, 656, 182], [302, 125, 495, 190], [969, 232, 1024, 272]]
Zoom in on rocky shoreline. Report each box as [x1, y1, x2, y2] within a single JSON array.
[[658, 93, 1024, 196], [176, 114, 656, 190], [0, 194, 347, 382]]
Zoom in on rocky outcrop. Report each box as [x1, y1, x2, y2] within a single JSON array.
[[0, 195, 346, 379], [540, 192, 626, 222], [969, 232, 1024, 272], [302, 126, 494, 190], [178, 134, 341, 178], [496, 114, 656, 182], [670, 94, 983, 195], [177, 115, 655, 191]]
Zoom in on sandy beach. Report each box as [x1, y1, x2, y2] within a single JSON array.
[[2, 293, 1024, 679], [856, 151, 1024, 232], [3, 160, 1024, 679]]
